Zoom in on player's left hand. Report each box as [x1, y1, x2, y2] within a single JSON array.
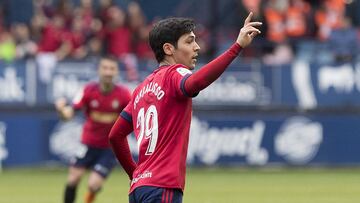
[[236, 12, 262, 48], [55, 97, 67, 111]]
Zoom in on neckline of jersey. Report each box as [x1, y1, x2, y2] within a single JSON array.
[[153, 64, 171, 73], [158, 64, 171, 68]]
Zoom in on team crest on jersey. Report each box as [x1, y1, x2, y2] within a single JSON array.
[[112, 99, 119, 109], [90, 99, 99, 108], [176, 67, 192, 76]]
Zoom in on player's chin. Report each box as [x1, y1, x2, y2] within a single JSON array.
[[102, 77, 114, 84], [188, 61, 196, 70]]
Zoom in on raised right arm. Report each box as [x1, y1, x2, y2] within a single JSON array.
[[184, 12, 262, 96]]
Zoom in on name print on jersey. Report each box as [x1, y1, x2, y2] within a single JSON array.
[[134, 82, 165, 109]]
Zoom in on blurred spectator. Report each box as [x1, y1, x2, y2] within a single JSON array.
[[11, 23, 37, 60], [85, 18, 104, 60], [285, 0, 314, 60], [36, 14, 68, 58], [35, 14, 68, 83], [285, 0, 311, 39], [103, 6, 130, 56], [262, 0, 314, 65], [127, 1, 153, 60], [97, 0, 113, 24], [0, 31, 16, 63], [30, 12, 46, 42], [86, 36, 103, 60], [73, 0, 94, 36], [236, 0, 266, 58], [264, 0, 287, 43], [328, 17, 358, 63], [54, 0, 74, 29], [0, 0, 358, 68], [346, 0, 360, 27], [262, 0, 294, 65], [103, 5, 138, 81], [264, 0, 311, 42], [62, 15, 87, 59], [32, 0, 59, 20], [315, 0, 346, 41], [0, 4, 5, 33]]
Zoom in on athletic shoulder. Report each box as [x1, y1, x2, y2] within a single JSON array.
[[167, 64, 193, 76], [84, 82, 99, 93]]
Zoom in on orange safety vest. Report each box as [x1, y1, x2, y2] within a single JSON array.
[[315, 0, 345, 41], [264, 8, 286, 43], [286, 6, 307, 37]]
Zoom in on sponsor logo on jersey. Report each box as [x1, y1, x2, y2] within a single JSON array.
[[90, 111, 118, 123], [176, 67, 192, 76], [131, 170, 152, 185], [112, 99, 119, 109], [90, 99, 99, 108]]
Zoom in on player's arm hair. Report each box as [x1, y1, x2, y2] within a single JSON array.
[[184, 43, 242, 96], [109, 115, 137, 179]]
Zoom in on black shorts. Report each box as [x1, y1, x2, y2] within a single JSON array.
[[70, 145, 117, 178], [129, 186, 183, 203]]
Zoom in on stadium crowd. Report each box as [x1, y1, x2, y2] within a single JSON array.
[[0, 0, 359, 81]]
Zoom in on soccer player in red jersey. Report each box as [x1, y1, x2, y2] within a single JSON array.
[[55, 57, 132, 203], [109, 13, 261, 202]]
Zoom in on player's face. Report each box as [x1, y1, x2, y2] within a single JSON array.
[[173, 31, 200, 70], [98, 59, 119, 84]]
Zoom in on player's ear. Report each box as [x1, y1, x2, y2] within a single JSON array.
[[163, 43, 175, 56]]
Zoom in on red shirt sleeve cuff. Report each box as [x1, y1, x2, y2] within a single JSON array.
[[230, 43, 243, 55]]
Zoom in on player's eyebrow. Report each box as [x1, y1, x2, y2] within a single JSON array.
[[186, 35, 196, 41]]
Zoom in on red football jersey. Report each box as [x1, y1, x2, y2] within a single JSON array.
[[122, 64, 195, 193], [73, 82, 131, 148]]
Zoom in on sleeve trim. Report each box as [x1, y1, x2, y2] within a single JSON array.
[[120, 111, 132, 123], [180, 74, 198, 98]]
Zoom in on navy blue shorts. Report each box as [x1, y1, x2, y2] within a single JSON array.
[[70, 145, 117, 178], [129, 186, 183, 203]]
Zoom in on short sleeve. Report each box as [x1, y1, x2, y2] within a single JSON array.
[[72, 86, 87, 110], [168, 66, 194, 98]]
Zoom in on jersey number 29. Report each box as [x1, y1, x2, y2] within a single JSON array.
[[136, 105, 158, 155]]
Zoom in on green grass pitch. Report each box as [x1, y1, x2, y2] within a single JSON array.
[[0, 167, 359, 203]]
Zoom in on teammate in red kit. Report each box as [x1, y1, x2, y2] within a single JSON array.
[[55, 57, 132, 203], [109, 13, 261, 202]]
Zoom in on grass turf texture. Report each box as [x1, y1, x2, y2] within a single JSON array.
[[0, 167, 359, 203]]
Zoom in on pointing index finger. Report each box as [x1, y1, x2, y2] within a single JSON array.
[[244, 12, 253, 26]]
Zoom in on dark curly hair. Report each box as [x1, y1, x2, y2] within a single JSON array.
[[149, 17, 196, 63]]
